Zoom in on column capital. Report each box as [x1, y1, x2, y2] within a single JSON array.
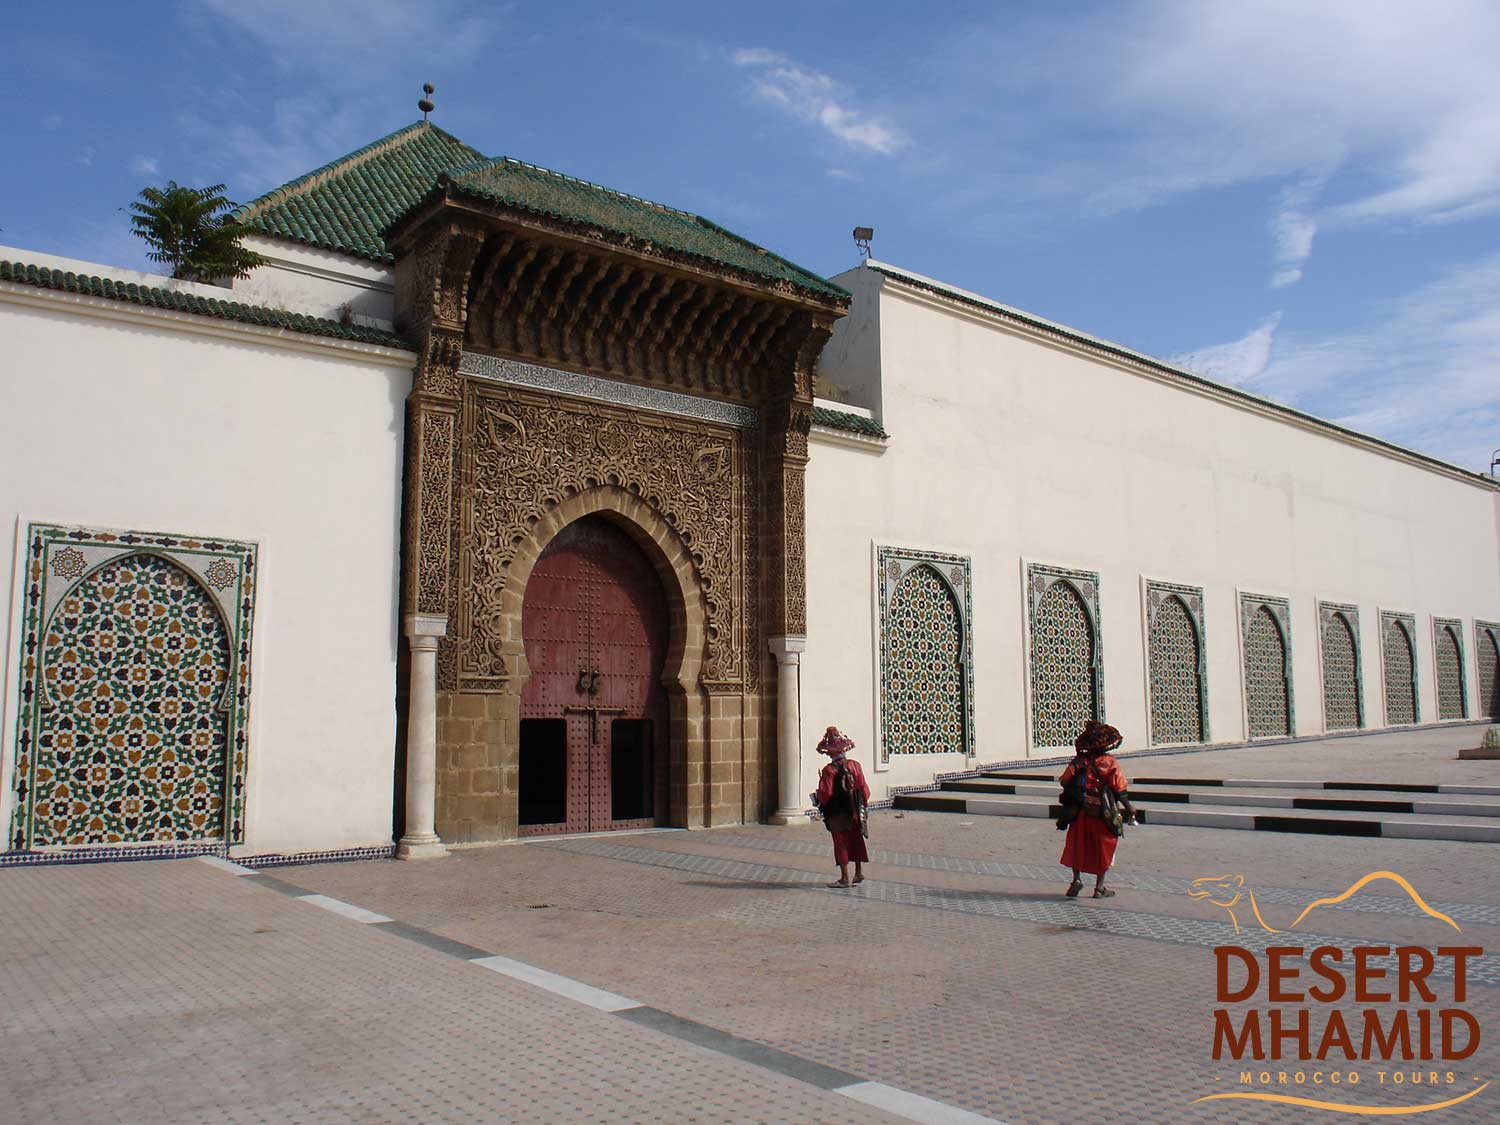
[[404, 613, 448, 639], [767, 634, 807, 660]]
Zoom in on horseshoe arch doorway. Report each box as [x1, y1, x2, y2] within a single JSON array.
[[517, 515, 669, 835]]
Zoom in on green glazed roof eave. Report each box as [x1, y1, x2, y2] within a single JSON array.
[[811, 405, 887, 438], [439, 157, 848, 301], [0, 260, 415, 350], [233, 121, 484, 264], [232, 120, 847, 301]]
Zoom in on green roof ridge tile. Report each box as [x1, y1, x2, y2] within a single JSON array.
[[0, 260, 414, 351], [443, 157, 847, 300], [230, 120, 846, 300], [811, 405, 887, 438], [234, 121, 484, 263]]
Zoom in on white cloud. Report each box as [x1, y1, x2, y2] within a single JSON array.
[[198, 0, 498, 71], [42, 113, 63, 130], [825, 168, 857, 181], [131, 155, 159, 177], [1175, 257, 1500, 471], [924, 1, 1500, 248], [732, 48, 904, 155], [1258, 256, 1500, 471], [1172, 312, 1283, 385], [1268, 177, 1324, 289]]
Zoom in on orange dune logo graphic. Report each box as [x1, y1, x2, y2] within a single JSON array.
[[1189, 870, 1484, 1116], [1188, 870, 1463, 936]]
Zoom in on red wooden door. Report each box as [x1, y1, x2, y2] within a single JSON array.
[[519, 517, 668, 835]]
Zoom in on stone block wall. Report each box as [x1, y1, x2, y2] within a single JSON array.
[[435, 691, 517, 844]]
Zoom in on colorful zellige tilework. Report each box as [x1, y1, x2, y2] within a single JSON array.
[[1147, 583, 1206, 745], [876, 547, 974, 761], [1475, 621, 1500, 720], [884, 565, 965, 754], [1319, 603, 1362, 731], [1381, 613, 1418, 725], [11, 525, 257, 851], [32, 555, 230, 846], [1028, 565, 1101, 749], [1434, 618, 1467, 720], [1241, 595, 1292, 738]]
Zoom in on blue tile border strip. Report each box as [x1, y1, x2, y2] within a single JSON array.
[[0, 841, 395, 870]]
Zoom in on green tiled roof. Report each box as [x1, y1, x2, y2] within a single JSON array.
[[812, 406, 887, 438], [443, 158, 847, 300], [234, 122, 484, 263], [233, 121, 846, 301], [0, 260, 414, 350]]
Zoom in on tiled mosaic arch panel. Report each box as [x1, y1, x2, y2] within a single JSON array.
[[1028, 564, 1102, 749], [10, 524, 257, 851], [1475, 621, 1500, 721], [1240, 594, 1293, 739], [1146, 581, 1207, 746], [1380, 612, 1418, 726], [1319, 602, 1363, 731], [876, 548, 974, 762], [1433, 617, 1467, 721]]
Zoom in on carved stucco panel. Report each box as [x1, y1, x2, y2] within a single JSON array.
[[457, 381, 757, 688]]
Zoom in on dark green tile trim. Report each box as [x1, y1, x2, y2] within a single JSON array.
[[0, 260, 414, 350]]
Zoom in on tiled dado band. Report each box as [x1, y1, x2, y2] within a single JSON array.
[[0, 843, 396, 870]]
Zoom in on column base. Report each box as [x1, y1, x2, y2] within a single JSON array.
[[395, 834, 450, 860], [767, 810, 814, 826]]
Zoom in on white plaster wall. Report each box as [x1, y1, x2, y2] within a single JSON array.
[[803, 265, 1500, 801], [232, 237, 396, 329], [0, 294, 413, 854], [814, 264, 883, 413]]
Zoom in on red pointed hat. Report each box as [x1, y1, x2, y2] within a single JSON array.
[[816, 726, 855, 754], [1074, 719, 1122, 755]]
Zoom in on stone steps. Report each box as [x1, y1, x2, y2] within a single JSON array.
[[938, 778, 1500, 818], [893, 777, 1500, 843]]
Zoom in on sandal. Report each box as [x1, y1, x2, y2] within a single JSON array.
[[828, 880, 851, 888], [1065, 880, 1083, 898], [853, 875, 865, 884], [1093, 887, 1116, 898]]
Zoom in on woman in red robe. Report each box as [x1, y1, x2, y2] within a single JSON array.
[[813, 726, 870, 888], [1058, 720, 1135, 898]]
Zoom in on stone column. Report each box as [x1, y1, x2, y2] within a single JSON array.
[[767, 634, 809, 825], [397, 613, 450, 860]]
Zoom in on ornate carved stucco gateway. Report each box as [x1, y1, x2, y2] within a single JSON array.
[[455, 374, 756, 694], [386, 180, 843, 845]]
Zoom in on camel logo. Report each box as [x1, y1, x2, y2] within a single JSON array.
[[1189, 870, 1462, 935], [1189, 869, 1486, 1116]]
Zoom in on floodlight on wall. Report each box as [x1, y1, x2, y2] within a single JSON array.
[[853, 226, 874, 259], [1491, 448, 1500, 479]]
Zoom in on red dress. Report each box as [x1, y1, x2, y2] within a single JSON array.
[[816, 755, 870, 866], [1059, 753, 1127, 876]]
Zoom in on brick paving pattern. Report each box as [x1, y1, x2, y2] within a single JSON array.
[[2, 726, 1497, 1122]]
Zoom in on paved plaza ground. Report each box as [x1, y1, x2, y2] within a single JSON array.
[[2, 727, 1497, 1123]]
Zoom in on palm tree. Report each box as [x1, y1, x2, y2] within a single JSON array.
[[129, 182, 265, 282]]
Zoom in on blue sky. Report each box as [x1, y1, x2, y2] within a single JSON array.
[[4, 1, 1498, 473]]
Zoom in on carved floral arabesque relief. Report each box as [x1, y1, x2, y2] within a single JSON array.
[[455, 381, 758, 692]]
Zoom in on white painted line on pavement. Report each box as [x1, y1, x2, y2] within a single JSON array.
[[197, 856, 257, 875], [295, 894, 392, 924], [836, 1080, 1006, 1124], [469, 954, 642, 1012]]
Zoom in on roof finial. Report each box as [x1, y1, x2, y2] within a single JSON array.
[[418, 83, 436, 122]]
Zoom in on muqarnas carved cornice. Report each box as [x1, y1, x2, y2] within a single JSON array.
[[390, 203, 843, 406]]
